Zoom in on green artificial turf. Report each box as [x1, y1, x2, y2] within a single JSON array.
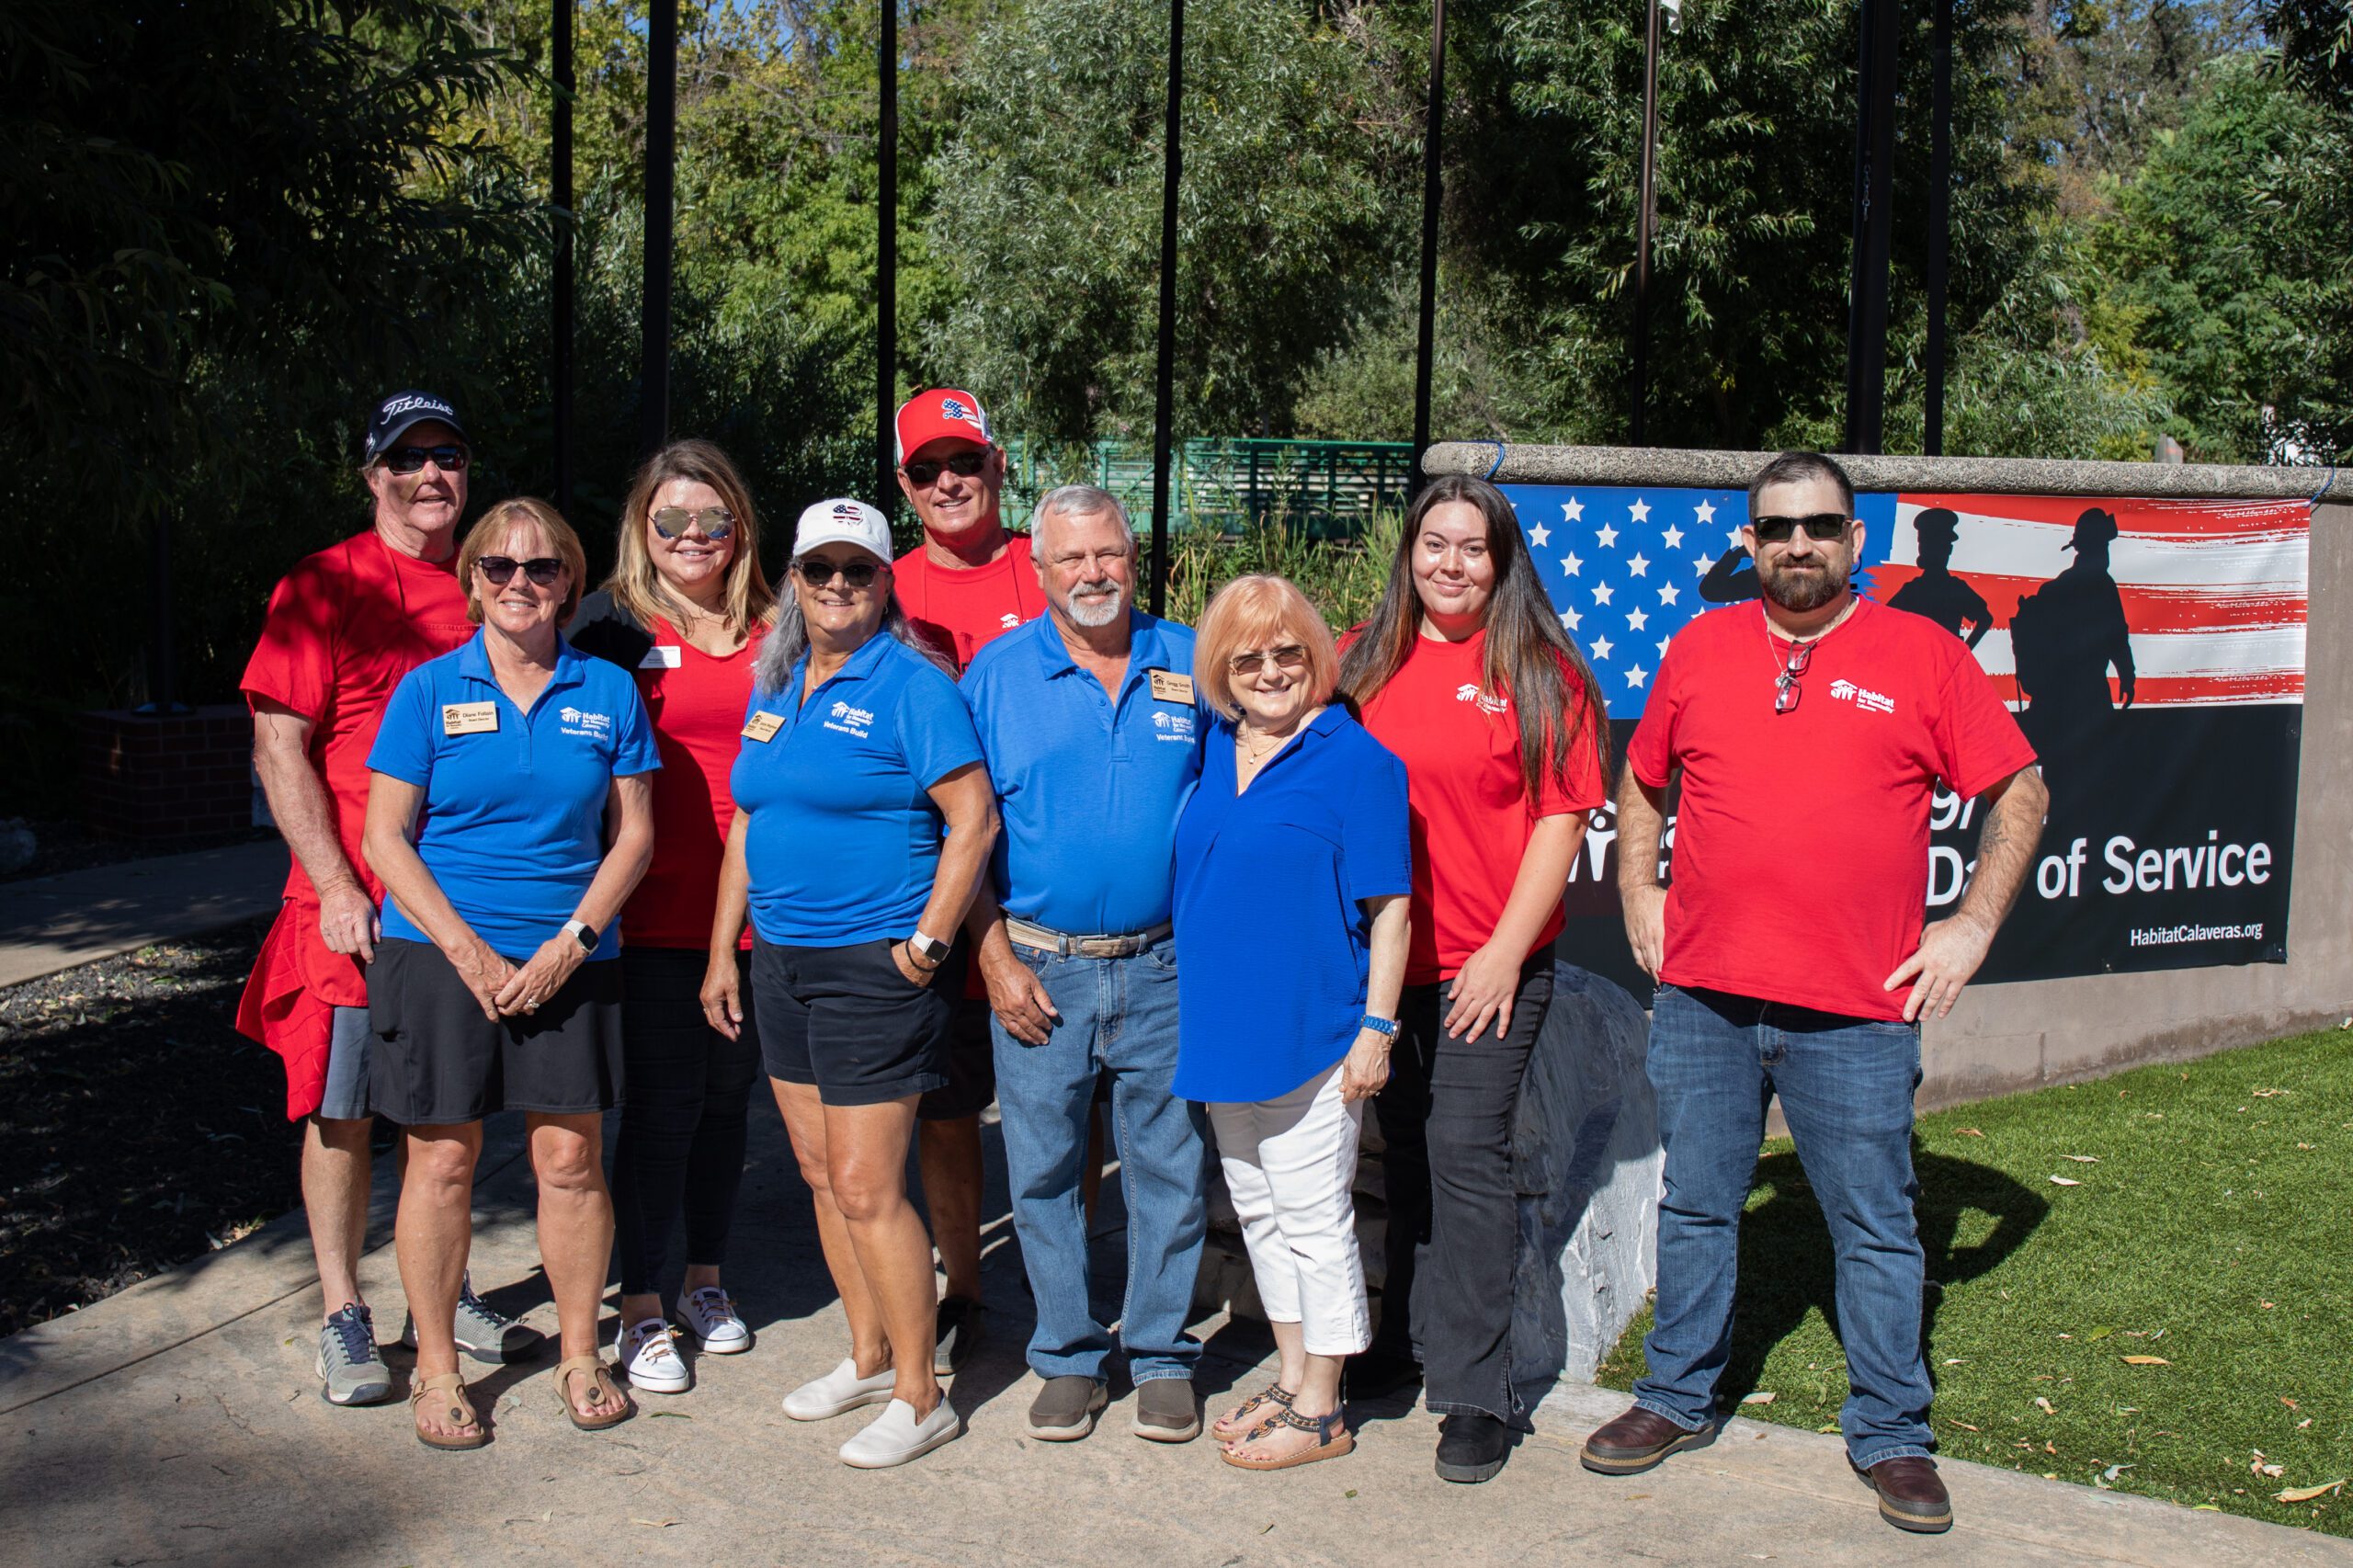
[[1593, 1024, 2353, 1534]]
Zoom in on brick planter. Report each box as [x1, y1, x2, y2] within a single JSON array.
[[77, 706, 259, 841]]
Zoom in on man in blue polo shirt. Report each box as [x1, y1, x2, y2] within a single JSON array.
[[961, 484, 1212, 1446]]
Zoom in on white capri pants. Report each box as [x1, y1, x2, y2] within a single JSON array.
[[1207, 1062, 1369, 1357]]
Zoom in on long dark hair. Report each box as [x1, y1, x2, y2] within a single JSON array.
[[1337, 474, 1611, 798]]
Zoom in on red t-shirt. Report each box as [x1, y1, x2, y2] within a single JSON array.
[[240, 530, 473, 908], [1627, 597, 2036, 1021], [895, 534, 1039, 672], [625, 618, 763, 949], [1354, 629, 1608, 985]]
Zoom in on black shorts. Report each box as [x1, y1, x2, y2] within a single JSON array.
[[367, 938, 623, 1125], [752, 935, 949, 1108], [918, 937, 997, 1122]]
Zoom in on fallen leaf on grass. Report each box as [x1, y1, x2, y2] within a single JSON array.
[[1741, 1392, 1777, 1405], [1945, 1419, 1980, 1431], [2282, 1397, 2299, 1409], [2049, 1176, 2083, 1187], [2121, 1356, 2170, 1366], [2300, 1419, 2313, 1430], [2102, 1464, 2134, 1482], [2259, 1464, 2286, 1480], [2252, 1087, 2288, 1098], [2035, 1397, 2055, 1414], [2278, 1481, 2347, 1504], [631, 1519, 681, 1528], [2063, 1154, 2099, 1163], [2086, 1325, 2117, 1341], [1957, 1128, 1984, 1137]]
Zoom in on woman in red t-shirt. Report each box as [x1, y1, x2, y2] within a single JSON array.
[[570, 439, 775, 1398], [1336, 474, 1610, 1483]]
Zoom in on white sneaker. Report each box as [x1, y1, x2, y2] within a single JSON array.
[[839, 1397, 962, 1469], [783, 1358, 896, 1421], [679, 1286, 752, 1354], [617, 1318, 690, 1395]]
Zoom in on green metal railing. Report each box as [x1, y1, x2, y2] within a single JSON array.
[[998, 437, 1414, 540]]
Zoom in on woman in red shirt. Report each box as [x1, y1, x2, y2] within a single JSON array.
[[1337, 474, 1610, 1484], [570, 439, 775, 1397]]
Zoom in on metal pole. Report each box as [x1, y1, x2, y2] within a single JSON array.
[[141, 511, 178, 714], [639, 0, 677, 458], [1410, 0, 1446, 488], [552, 0, 575, 517], [1924, 0, 1952, 457], [878, 0, 898, 512], [1631, 0, 1661, 447], [1148, 0, 1185, 616], [1841, 0, 1897, 455]]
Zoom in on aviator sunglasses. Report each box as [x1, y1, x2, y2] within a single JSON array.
[[795, 556, 882, 588], [380, 444, 470, 475], [651, 506, 736, 541], [1229, 643, 1309, 678], [1750, 512, 1851, 544], [900, 450, 991, 488], [476, 555, 564, 587]]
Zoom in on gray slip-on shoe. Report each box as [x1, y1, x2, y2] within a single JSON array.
[[1028, 1375, 1109, 1440]]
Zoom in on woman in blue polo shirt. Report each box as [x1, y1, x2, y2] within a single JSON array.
[[1172, 574, 1411, 1473], [705, 498, 997, 1471], [363, 497, 660, 1451]]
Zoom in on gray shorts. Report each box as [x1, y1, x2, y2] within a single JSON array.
[[318, 1006, 373, 1122]]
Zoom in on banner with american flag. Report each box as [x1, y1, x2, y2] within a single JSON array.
[[1504, 483, 2309, 983]]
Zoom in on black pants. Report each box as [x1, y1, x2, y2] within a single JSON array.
[[611, 947, 759, 1297], [1371, 953, 1553, 1426]]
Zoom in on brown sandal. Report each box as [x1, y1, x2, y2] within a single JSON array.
[[1221, 1404, 1354, 1471], [553, 1354, 633, 1431], [1211, 1383, 1296, 1444], [410, 1370, 487, 1450]]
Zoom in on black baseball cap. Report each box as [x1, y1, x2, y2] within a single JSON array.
[[362, 391, 469, 465]]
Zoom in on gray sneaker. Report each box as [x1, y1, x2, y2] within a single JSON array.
[[1131, 1376, 1201, 1442], [315, 1302, 393, 1406], [401, 1274, 545, 1364], [1028, 1375, 1108, 1440]]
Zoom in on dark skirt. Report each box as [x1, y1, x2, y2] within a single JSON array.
[[368, 938, 623, 1124]]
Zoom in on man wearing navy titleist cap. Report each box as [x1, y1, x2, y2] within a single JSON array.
[[890, 387, 1040, 1376], [961, 484, 1213, 1444], [237, 391, 540, 1409]]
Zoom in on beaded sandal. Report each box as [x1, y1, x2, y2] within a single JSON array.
[[1211, 1383, 1296, 1444], [1220, 1404, 1355, 1471]]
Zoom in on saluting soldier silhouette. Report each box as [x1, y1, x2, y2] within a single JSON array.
[[1887, 508, 1995, 648]]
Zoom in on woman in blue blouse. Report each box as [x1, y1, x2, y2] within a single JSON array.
[[1172, 574, 1411, 1472], [705, 498, 998, 1471], [364, 498, 661, 1449]]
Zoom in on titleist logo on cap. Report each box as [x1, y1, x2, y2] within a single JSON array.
[[380, 393, 454, 420]]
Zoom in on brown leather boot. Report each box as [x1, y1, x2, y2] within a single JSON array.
[[1578, 1404, 1717, 1475], [1853, 1455, 1954, 1533]]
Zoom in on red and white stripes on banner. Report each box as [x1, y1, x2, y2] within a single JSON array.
[[1874, 494, 2310, 709]]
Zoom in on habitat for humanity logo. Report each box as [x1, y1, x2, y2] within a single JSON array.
[[558, 705, 613, 738], [824, 699, 876, 738], [1454, 682, 1509, 715], [1151, 710, 1197, 742], [1829, 678, 1895, 715]]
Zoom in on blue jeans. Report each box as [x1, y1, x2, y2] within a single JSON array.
[[1634, 983, 1933, 1468], [993, 933, 1209, 1382]]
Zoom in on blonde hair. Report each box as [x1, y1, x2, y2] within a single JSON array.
[[1193, 574, 1341, 721], [604, 438, 777, 637], [459, 497, 587, 625]]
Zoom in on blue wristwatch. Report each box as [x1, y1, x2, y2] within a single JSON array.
[[1358, 1015, 1399, 1039]]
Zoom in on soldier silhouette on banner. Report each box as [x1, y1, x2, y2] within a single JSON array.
[[1888, 507, 1994, 648], [2009, 506, 2135, 815]]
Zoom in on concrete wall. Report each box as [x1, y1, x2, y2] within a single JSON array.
[[1919, 500, 2353, 1105]]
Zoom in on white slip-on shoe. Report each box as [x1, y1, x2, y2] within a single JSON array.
[[617, 1317, 690, 1395], [839, 1397, 962, 1469], [679, 1287, 753, 1354], [783, 1358, 897, 1421]]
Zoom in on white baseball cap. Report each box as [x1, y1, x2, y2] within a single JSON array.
[[791, 498, 892, 563]]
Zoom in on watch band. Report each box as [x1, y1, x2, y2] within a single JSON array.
[[1358, 1014, 1399, 1039], [563, 918, 598, 954], [908, 930, 951, 966]]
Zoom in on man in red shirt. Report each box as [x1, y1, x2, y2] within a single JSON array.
[[1581, 451, 2046, 1535], [891, 388, 1040, 1372], [236, 392, 535, 1405]]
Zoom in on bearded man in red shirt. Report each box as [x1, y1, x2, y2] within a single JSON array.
[[1580, 451, 2047, 1535]]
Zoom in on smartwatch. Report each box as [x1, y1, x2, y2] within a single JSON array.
[[563, 918, 598, 954], [907, 930, 951, 967]]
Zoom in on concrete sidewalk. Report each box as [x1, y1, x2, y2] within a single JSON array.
[[0, 838, 287, 988], [3, 1102, 2343, 1567]]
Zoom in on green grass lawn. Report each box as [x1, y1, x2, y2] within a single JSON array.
[[1593, 1024, 2353, 1535]]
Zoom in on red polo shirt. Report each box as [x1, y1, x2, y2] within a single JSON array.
[[895, 534, 1039, 672], [1627, 597, 2035, 1020]]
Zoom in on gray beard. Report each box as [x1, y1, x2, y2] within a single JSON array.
[[1759, 558, 1849, 613], [1065, 582, 1126, 627]]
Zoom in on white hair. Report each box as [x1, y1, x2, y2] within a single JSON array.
[[1031, 484, 1135, 556]]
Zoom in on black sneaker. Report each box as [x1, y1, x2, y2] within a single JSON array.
[[1434, 1411, 1512, 1483], [933, 1296, 983, 1376]]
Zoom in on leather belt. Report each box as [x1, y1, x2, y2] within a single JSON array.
[[1006, 917, 1173, 960]]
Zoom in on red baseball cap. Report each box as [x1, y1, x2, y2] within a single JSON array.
[[894, 388, 995, 464]]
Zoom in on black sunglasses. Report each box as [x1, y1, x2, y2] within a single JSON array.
[[901, 450, 990, 487], [651, 506, 736, 541], [1751, 513, 1850, 544], [795, 556, 882, 588], [381, 444, 470, 475], [476, 555, 563, 586]]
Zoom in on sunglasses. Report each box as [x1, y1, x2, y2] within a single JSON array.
[[477, 555, 564, 587], [901, 450, 990, 488], [795, 556, 882, 588], [381, 444, 470, 475], [651, 506, 736, 541], [1751, 513, 1850, 544], [1774, 638, 1815, 715], [1230, 644, 1309, 678]]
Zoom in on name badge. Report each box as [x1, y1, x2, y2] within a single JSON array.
[[741, 710, 785, 743], [639, 645, 683, 670], [441, 702, 498, 736], [1148, 670, 1195, 705]]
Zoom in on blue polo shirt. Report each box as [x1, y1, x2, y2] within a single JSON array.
[[732, 632, 985, 947], [1170, 707, 1412, 1103], [367, 631, 661, 961], [961, 610, 1210, 935]]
